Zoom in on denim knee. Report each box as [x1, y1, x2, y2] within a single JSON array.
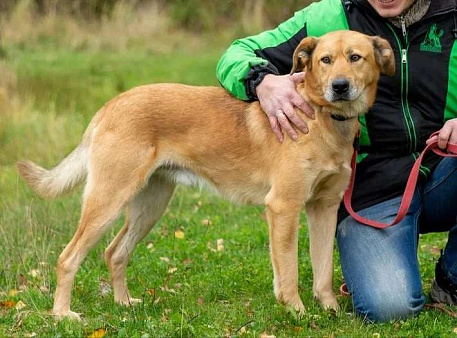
[[352, 281, 425, 323]]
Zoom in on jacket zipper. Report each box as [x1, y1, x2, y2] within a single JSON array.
[[387, 18, 418, 153]]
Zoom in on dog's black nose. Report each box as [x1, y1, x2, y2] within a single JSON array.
[[332, 78, 349, 95]]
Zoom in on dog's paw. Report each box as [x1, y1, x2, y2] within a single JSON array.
[[284, 297, 306, 319], [286, 302, 306, 320], [53, 310, 82, 321], [318, 295, 339, 312]]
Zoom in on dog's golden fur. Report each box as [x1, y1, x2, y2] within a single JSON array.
[[17, 31, 394, 320]]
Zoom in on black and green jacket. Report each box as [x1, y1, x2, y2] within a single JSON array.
[[217, 0, 457, 221]]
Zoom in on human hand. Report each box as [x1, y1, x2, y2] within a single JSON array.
[[256, 73, 314, 142], [426, 118, 457, 151]]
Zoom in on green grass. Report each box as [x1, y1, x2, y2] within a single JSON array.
[[0, 29, 456, 337]]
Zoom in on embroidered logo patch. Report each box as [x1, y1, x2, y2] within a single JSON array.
[[420, 24, 444, 53]]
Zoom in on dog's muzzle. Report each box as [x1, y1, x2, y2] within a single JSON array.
[[325, 78, 357, 102]]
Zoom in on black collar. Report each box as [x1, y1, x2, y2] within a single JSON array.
[[330, 113, 355, 122]]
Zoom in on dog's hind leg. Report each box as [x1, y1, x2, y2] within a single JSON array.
[[53, 182, 131, 320], [52, 142, 157, 320], [105, 175, 175, 305]]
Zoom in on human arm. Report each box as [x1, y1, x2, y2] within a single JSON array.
[[216, 9, 313, 141]]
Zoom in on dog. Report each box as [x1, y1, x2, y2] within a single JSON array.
[[17, 30, 394, 320]]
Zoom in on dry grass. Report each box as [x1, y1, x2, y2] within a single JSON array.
[[1, 0, 174, 52]]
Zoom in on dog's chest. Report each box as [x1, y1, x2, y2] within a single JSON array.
[[307, 161, 352, 202]]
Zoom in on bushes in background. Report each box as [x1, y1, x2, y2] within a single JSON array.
[[1, 0, 315, 30]]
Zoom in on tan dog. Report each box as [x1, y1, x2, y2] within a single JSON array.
[[17, 31, 394, 320]]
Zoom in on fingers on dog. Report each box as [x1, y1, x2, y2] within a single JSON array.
[[291, 94, 314, 121], [268, 115, 284, 142], [277, 108, 298, 140], [283, 102, 308, 135]]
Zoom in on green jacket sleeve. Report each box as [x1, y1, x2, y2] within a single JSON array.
[[216, 0, 349, 101]]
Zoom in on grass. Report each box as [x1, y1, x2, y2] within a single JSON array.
[[0, 12, 456, 338]]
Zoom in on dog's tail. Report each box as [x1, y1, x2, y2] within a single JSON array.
[[17, 125, 94, 198]]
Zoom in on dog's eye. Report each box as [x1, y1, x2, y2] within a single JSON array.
[[321, 56, 331, 64], [350, 54, 362, 62]]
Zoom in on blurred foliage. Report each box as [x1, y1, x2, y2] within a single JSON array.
[[0, 0, 316, 30]]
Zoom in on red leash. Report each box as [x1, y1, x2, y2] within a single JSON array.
[[344, 131, 457, 229]]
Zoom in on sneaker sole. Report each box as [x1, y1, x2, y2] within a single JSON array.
[[430, 279, 456, 305]]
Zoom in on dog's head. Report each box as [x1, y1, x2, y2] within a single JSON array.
[[290, 31, 394, 114]]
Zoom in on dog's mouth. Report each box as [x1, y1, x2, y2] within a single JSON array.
[[325, 89, 361, 103], [332, 96, 350, 102]]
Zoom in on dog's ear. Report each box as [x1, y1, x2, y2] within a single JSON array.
[[290, 37, 319, 74], [371, 36, 395, 77]]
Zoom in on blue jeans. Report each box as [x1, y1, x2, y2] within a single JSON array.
[[337, 158, 457, 322]]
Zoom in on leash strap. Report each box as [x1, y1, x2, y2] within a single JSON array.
[[344, 131, 457, 229]]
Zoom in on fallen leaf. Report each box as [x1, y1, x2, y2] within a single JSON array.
[[183, 258, 193, 266], [87, 328, 106, 338], [309, 321, 318, 330], [202, 219, 211, 226], [174, 230, 185, 239], [453, 327, 457, 334], [159, 257, 170, 263], [18, 274, 27, 287], [160, 286, 177, 294], [15, 301, 26, 310], [146, 289, 155, 296], [99, 280, 112, 297], [146, 243, 155, 252], [29, 269, 40, 278], [372, 333, 380, 338], [260, 332, 275, 338], [168, 267, 178, 274], [40, 286, 50, 295], [0, 300, 16, 308], [9, 289, 18, 296], [197, 297, 204, 306], [217, 239, 224, 251]]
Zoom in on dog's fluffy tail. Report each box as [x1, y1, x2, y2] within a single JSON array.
[[17, 126, 93, 198]]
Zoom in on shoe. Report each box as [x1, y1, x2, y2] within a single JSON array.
[[430, 256, 457, 306]]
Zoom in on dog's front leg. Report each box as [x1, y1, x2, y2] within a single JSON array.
[[265, 191, 304, 315], [305, 200, 340, 311]]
